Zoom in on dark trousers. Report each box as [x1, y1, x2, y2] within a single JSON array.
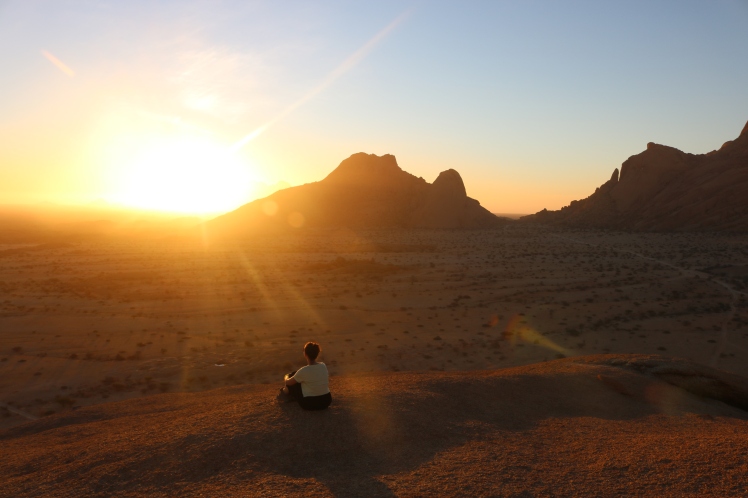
[[286, 372, 304, 401], [285, 371, 332, 411]]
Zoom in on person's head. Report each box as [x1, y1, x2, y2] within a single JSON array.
[[304, 341, 321, 361]]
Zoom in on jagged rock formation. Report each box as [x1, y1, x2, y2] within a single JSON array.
[[523, 120, 748, 231], [207, 153, 499, 234]]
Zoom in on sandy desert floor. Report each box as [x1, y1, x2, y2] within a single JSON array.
[[1, 224, 747, 430]]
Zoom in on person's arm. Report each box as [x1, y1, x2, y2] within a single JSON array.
[[286, 367, 304, 386]]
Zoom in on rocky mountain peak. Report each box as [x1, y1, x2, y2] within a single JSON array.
[[431, 169, 467, 197], [610, 168, 619, 183], [522, 118, 748, 231], [322, 153, 421, 187], [207, 153, 499, 233]]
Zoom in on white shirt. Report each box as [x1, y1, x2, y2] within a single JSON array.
[[293, 363, 330, 397]]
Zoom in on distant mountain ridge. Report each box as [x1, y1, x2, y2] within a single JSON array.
[[207, 153, 499, 234], [523, 120, 748, 231]]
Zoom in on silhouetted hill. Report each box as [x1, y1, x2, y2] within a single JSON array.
[[207, 153, 500, 235], [2, 355, 748, 496], [523, 120, 748, 231]]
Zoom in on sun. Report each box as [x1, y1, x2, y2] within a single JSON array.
[[110, 138, 257, 215]]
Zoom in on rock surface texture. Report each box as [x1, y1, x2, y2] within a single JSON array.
[[208, 153, 499, 234], [523, 120, 748, 231], [3, 355, 748, 497]]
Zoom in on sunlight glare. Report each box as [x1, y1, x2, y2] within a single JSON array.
[[112, 138, 256, 215]]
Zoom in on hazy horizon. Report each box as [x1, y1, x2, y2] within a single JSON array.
[[2, 1, 748, 215], [4, 3, 748, 489]]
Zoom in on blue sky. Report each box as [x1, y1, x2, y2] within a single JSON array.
[[1, 0, 747, 213]]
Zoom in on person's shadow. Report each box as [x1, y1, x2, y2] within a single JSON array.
[[63, 357, 748, 497]]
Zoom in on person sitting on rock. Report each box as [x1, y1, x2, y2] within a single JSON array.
[[279, 342, 332, 410]]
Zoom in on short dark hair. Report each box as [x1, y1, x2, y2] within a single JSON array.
[[304, 342, 321, 360]]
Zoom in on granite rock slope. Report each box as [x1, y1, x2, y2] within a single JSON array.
[[524, 120, 748, 231], [2, 355, 748, 497]]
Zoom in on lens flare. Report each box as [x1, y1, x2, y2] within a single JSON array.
[[288, 212, 305, 228], [262, 200, 278, 216], [645, 383, 688, 416], [504, 314, 570, 356]]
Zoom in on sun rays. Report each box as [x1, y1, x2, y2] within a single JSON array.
[[230, 9, 411, 152]]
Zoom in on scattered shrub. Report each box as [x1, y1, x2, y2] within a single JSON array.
[[54, 395, 74, 407]]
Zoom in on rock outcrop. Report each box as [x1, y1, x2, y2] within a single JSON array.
[[523, 120, 748, 231], [3, 355, 748, 497], [207, 153, 499, 234]]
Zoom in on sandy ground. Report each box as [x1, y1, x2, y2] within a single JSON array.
[[1, 224, 747, 430], [2, 354, 748, 497]]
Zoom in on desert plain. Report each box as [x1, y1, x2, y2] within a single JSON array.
[[3, 221, 748, 496], [2, 223, 748, 421]]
